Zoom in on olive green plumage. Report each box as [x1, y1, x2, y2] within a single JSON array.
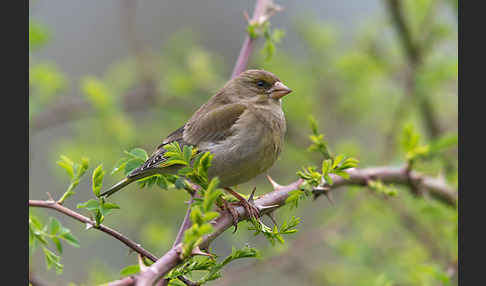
[[100, 69, 292, 198]]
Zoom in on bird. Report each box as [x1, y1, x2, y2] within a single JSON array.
[[100, 69, 292, 220]]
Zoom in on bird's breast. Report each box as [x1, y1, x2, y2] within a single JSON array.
[[203, 108, 285, 187]]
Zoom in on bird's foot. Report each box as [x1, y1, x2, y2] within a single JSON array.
[[222, 199, 240, 233], [223, 187, 261, 221], [242, 187, 260, 220]]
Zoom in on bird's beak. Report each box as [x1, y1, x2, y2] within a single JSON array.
[[269, 81, 292, 99]]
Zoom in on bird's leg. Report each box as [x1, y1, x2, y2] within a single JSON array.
[[222, 199, 239, 233], [223, 187, 260, 220]]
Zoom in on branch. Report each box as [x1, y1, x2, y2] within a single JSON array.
[[129, 166, 456, 285], [384, 0, 443, 139], [315, 166, 457, 207], [231, 0, 282, 78], [28, 200, 158, 262]]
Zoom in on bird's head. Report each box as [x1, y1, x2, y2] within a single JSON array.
[[224, 69, 292, 105]]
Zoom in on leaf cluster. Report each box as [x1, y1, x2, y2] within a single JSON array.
[[368, 180, 398, 197], [247, 20, 285, 62], [77, 164, 120, 226], [167, 246, 260, 285], [57, 156, 90, 204], [29, 215, 80, 274], [247, 216, 300, 246]]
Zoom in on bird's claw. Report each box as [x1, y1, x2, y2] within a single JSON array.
[[223, 199, 240, 233], [241, 187, 260, 221], [223, 187, 262, 227]]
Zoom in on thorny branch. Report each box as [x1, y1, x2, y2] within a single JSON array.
[[128, 166, 456, 285], [28, 200, 158, 263]]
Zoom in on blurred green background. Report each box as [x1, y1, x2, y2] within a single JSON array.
[[29, 0, 458, 285]]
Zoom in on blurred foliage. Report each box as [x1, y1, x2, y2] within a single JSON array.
[[29, 0, 457, 285]]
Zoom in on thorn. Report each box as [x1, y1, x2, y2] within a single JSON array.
[[258, 204, 279, 211], [138, 254, 149, 271], [248, 187, 257, 203], [85, 223, 93, 230], [266, 175, 282, 189], [46, 192, 55, 202], [192, 246, 214, 258], [266, 212, 278, 226]]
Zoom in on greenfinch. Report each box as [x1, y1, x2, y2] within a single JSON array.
[[101, 69, 292, 218]]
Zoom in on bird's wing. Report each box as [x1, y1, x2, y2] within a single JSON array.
[[183, 103, 247, 145], [128, 103, 246, 177]]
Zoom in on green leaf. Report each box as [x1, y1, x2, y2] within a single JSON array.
[[49, 218, 61, 235], [324, 174, 333, 185], [102, 202, 120, 210], [42, 247, 63, 274], [92, 164, 105, 197], [162, 159, 188, 167], [59, 232, 80, 248], [156, 175, 169, 190], [76, 199, 100, 211], [124, 158, 145, 175], [57, 155, 74, 179], [322, 159, 331, 175], [339, 157, 359, 169], [333, 170, 350, 180], [203, 211, 220, 222], [52, 237, 63, 254], [198, 223, 214, 236], [111, 157, 129, 175], [120, 264, 141, 276], [332, 154, 344, 169], [77, 158, 90, 178], [202, 177, 221, 212], [125, 148, 149, 160], [100, 201, 120, 216], [182, 145, 192, 164]]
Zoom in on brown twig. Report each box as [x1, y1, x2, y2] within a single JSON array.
[[313, 166, 457, 207], [28, 200, 158, 262]]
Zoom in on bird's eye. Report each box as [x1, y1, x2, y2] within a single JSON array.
[[257, 80, 266, 87]]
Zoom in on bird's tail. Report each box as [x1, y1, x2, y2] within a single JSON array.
[[100, 167, 159, 198], [99, 177, 135, 198]]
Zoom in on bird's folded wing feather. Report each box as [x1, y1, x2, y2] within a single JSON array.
[[183, 103, 247, 145], [128, 103, 247, 177]]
